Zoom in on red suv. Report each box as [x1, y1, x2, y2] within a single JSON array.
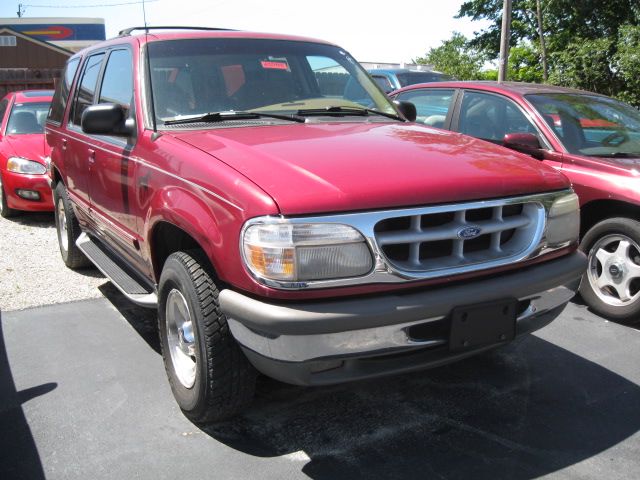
[[391, 81, 640, 322], [0, 90, 53, 217], [47, 28, 585, 421]]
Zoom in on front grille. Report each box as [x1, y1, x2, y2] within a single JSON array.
[[374, 201, 543, 273]]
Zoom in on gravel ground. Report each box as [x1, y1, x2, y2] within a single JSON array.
[[0, 211, 107, 311]]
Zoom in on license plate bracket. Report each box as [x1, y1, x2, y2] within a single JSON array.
[[449, 299, 517, 352]]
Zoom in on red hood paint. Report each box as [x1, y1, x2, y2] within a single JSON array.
[[4, 134, 50, 164], [173, 122, 569, 215]]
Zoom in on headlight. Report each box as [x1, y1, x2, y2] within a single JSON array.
[[545, 192, 580, 246], [242, 221, 374, 282], [7, 157, 47, 175]]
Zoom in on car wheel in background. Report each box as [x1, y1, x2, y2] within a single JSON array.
[[53, 182, 90, 268], [158, 251, 256, 423], [579, 217, 640, 323]]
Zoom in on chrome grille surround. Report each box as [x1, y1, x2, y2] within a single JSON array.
[[242, 189, 575, 290]]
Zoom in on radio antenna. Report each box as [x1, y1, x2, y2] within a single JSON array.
[[142, 0, 148, 30]]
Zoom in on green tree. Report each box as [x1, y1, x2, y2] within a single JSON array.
[[415, 32, 487, 80], [614, 24, 640, 106]]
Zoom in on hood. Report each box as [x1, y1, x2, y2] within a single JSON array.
[[173, 122, 569, 215], [4, 134, 50, 164]]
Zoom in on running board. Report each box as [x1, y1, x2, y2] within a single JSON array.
[[76, 233, 158, 308]]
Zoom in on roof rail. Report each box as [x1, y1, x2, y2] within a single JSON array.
[[118, 26, 236, 36]]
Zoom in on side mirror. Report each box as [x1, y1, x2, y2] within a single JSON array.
[[394, 100, 417, 122], [81, 103, 134, 136], [503, 132, 544, 160]]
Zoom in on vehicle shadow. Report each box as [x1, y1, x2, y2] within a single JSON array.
[[204, 336, 640, 479], [0, 211, 54, 228], [0, 312, 54, 480], [103, 291, 640, 479]]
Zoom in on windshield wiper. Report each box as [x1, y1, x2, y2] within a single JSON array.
[[164, 110, 305, 126], [296, 106, 403, 121]]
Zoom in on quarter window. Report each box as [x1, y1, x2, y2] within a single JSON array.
[[71, 53, 105, 126], [48, 57, 80, 124], [395, 89, 455, 128], [99, 49, 133, 108]]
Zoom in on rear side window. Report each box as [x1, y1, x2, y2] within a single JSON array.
[[395, 89, 455, 128], [71, 53, 105, 126], [372, 75, 393, 93], [99, 49, 133, 108], [48, 57, 80, 124]]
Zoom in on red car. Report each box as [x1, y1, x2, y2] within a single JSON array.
[[47, 29, 585, 421], [0, 90, 53, 217], [391, 81, 640, 322]]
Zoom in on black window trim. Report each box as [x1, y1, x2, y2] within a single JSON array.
[[0, 97, 11, 135], [68, 50, 108, 130]]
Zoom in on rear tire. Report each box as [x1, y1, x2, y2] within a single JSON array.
[[53, 182, 90, 268], [158, 251, 256, 423], [579, 217, 640, 323], [0, 173, 17, 218]]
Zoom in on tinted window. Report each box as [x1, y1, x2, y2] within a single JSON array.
[[48, 57, 80, 124], [99, 49, 133, 107], [396, 89, 455, 128], [458, 91, 538, 142], [71, 53, 105, 126], [396, 71, 453, 87], [372, 75, 393, 93], [147, 39, 396, 124], [6, 102, 50, 134]]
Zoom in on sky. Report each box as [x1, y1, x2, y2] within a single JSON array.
[[0, 0, 490, 63]]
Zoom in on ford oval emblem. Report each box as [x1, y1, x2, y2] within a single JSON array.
[[457, 226, 482, 240]]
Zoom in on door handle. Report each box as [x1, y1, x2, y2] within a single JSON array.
[[88, 149, 95, 164], [61, 138, 67, 150]]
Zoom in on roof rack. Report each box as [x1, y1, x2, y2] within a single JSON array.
[[118, 26, 236, 36]]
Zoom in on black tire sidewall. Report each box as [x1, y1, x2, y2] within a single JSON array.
[[579, 217, 640, 321], [158, 256, 207, 413]]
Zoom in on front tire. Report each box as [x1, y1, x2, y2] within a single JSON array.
[[0, 173, 17, 218], [158, 251, 256, 423], [579, 217, 640, 323], [53, 182, 90, 268]]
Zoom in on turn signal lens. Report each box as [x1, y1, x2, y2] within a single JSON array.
[[546, 192, 580, 246], [242, 222, 373, 283]]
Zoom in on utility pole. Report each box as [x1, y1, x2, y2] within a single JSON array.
[[535, 0, 548, 82], [498, 0, 512, 83], [17, 3, 25, 17]]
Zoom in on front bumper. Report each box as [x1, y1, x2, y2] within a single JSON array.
[[220, 251, 586, 385], [2, 170, 53, 212]]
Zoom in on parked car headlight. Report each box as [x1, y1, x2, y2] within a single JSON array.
[[7, 157, 47, 175], [242, 221, 374, 282], [545, 192, 580, 246]]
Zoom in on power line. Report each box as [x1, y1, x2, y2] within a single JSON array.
[[21, 0, 158, 8]]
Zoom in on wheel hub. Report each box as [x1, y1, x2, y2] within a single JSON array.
[[608, 261, 625, 279], [587, 234, 640, 306], [165, 288, 197, 388]]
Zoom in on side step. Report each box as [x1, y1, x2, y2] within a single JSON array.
[[76, 233, 158, 308]]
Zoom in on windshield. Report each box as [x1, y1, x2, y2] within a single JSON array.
[[396, 71, 453, 87], [6, 102, 50, 135], [146, 38, 397, 126], [526, 93, 640, 157]]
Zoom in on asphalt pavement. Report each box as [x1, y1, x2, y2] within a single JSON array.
[[1, 290, 640, 480]]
